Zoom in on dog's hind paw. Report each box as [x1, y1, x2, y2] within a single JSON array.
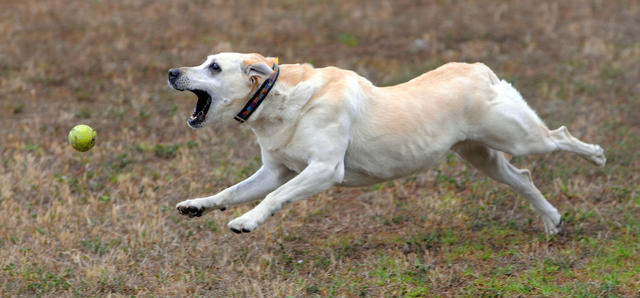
[[543, 215, 563, 236], [588, 145, 606, 167]]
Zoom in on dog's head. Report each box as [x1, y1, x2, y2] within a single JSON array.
[[168, 52, 277, 128]]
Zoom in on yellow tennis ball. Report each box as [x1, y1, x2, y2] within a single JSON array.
[[68, 124, 96, 152]]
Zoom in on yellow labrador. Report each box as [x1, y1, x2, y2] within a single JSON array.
[[168, 53, 605, 235]]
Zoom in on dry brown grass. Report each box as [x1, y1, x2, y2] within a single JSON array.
[[1, 0, 639, 296]]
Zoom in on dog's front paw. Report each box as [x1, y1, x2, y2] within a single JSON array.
[[176, 200, 206, 218], [227, 214, 260, 233]]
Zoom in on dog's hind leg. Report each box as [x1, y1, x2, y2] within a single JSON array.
[[471, 81, 606, 166], [453, 142, 563, 235]]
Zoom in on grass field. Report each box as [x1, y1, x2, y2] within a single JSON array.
[[1, 0, 639, 296]]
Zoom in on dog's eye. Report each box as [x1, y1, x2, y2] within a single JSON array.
[[209, 62, 221, 73]]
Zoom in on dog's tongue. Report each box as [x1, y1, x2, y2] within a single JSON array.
[[189, 90, 211, 125]]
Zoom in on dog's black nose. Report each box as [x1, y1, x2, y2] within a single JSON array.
[[168, 68, 181, 81]]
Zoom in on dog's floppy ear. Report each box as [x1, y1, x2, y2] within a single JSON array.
[[243, 54, 276, 84], [245, 62, 274, 79]]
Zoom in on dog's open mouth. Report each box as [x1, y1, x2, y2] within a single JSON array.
[[187, 89, 212, 128]]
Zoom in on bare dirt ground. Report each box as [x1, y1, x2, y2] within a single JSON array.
[[1, 0, 638, 296]]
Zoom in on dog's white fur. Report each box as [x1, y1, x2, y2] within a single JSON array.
[[169, 52, 605, 235]]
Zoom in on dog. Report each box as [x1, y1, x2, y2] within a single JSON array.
[[168, 52, 606, 235]]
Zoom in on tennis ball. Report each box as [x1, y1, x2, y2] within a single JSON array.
[[68, 124, 96, 152]]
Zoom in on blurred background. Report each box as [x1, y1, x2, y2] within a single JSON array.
[[0, 0, 638, 296]]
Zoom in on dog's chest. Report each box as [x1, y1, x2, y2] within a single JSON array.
[[268, 147, 309, 173], [256, 132, 310, 174]]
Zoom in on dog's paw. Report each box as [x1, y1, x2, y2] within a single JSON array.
[[542, 215, 562, 236], [588, 145, 606, 167], [227, 215, 259, 233], [176, 200, 206, 218]]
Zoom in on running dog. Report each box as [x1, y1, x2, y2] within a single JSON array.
[[168, 52, 605, 235]]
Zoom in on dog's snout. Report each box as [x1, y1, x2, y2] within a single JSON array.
[[168, 68, 181, 82]]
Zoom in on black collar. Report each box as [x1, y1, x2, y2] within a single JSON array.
[[234, 62, 280, 123]]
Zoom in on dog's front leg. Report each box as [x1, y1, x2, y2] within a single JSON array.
[[176, 164, 293, 217], [227, 161, 341, 233]]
